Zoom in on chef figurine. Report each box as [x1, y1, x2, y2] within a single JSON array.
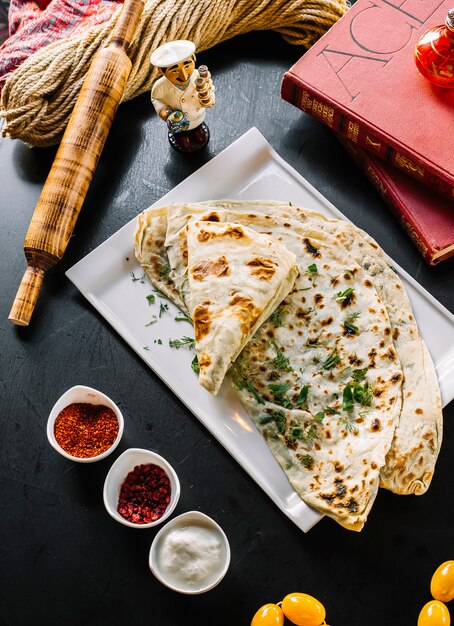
[[150, 40, 215, 153]]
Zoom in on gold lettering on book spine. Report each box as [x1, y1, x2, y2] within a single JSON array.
[[366, 165, 388, 197], [301, 91, 334, 127], [347, 121, 359, 143], [394, 153, 425, 178], [366, 135, 382, 150]]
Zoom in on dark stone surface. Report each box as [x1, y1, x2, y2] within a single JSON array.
[[1, 29, 453, 626]]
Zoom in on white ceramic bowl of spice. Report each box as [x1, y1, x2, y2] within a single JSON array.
[[149, 511, 231, 594], [103, 448, 180, 528], [47, 385, 124, 463]]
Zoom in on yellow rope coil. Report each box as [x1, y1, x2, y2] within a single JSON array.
[[0, 0, 349, 146]]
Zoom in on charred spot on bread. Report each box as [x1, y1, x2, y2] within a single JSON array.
[[193, 305, 211, 341], [246, 257, 277, 280], [192, 256, 230, 280], [304, 238, 321, 257]]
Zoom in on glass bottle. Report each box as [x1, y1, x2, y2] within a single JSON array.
[[414, 8, 454, 87]]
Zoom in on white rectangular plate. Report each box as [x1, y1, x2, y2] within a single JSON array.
[[67, 127, 454, 532]]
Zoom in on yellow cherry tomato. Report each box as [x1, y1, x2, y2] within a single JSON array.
[[251, 603, 284, 626], [281, 592, 326, 626], [418, 600, 451, 626], [431, 561, 454, 603]]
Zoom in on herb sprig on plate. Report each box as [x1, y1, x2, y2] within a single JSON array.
[[169, 336, 195, 349]]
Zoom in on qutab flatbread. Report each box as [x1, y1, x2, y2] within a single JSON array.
[[163, 206, 403, 530], [163, 200, 442, 497], [185, 220, 298, 395], [133, 200, 443, 530]]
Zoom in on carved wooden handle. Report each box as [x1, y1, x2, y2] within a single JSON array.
[[9, 0, 144, 326]]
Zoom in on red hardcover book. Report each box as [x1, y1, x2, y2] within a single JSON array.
[[281, 0, 454, 200], [339, 136, 454, 264]]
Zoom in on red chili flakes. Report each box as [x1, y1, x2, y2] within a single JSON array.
[[54, 402, 119, 458], [117, 463, 171, 524]]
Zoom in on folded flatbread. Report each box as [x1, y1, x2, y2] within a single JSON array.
[[134, 200, 442, 529], [162, 200, 443, 498], [184, 220, 298, 394], [162, 204, 404, 530]]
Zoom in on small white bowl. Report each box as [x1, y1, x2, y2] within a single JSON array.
[[47, 385, 124, 463], [149, 511, 231, 594], [103, 448, 180, 528]]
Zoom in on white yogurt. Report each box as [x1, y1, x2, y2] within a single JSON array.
[[150, 511, 230, 593]]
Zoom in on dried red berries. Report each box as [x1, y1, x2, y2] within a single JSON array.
[[117, 463, 171, 524], [54, 403, 119, 458]]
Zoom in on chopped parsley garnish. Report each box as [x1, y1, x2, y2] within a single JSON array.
[[143, 346, 150, 351], [304, 423, 319, 440], [344, 312, 360, 335], [340, 416, 358, 434], [287, 421, 318, 445], [175, 315, 193, 324], [178, 275, 188, 305], [146, 294, 155, 305], [301, 307, 315, 317], [130, 271, 145, 283], [159, 302, 169, 317], [267, 382, 293, 409], [191, 355, 200, 374], [335, 287, 354, 302], [343, 383, 354, 411], [260, 414, 275, 426], [270, 340, 293, 372], [145, 316, 157, 326], [313, 411, 325, 423], [153, 287, 170, 300], [229, 361, 264, 405], [260, 410, 286, 434], [307, 263, 318, 273], [273, 410, 287, 434], [344, 320, 359, 335], [267, 382, 292, 396], [351, 368, 368, 382], [169, 336, 195, 349], [229, 361, 247, 390], [154, 339, 162, 345], [325, 405, 340, 415], [295, 385, 310, 408], [289, 424, 304, 440], [159, 260, 171, 278], [299, 454, 314, 469], [343, 378, 373, 410], [270, 304, 288, 327], [352, 381, 373, 406], [322, 352, 340, 370], [285, 425, 304, 446], [246, 380, 265, 405]]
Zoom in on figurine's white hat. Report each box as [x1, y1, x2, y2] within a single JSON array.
[[150, 40, 196, 68]]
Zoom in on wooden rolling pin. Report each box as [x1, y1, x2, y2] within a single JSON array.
[[9, 0, 144, 326]]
